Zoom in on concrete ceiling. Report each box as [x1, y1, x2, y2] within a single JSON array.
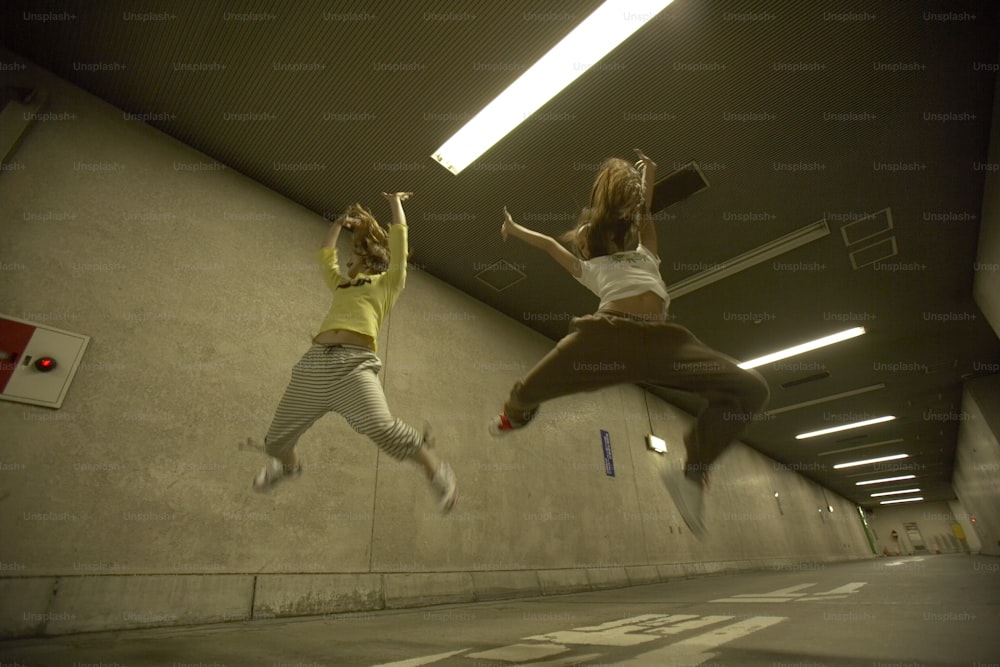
[[2, 0, 999, 510]]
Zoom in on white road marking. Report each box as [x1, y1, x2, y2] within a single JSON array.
[[463, 613, 786, 666], [369, 649, 467, 666], [527, 613, 734, 647], [574, 614, 678, 632], [529, 625, 664, 647], [529, 654, 606, 667], [625, 616, 787, 666], [794, 595, 848, 601], [465, 643, 569, 662], [712, 581, 867, 603], [731, 583, 816, 598], [811, 582, 867, 596], [711, 597, 789, 603], [650, 615, 734, 635]]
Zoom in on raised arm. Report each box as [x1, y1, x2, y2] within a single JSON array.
[[634, 149, 659, 259], [317, 211, 354, 290], [322, 209, 363, 249], [501, 207, 581, 278], [381, 191, 412, 226], [380, 192, 412, 291], [322, 215, 345, 249]]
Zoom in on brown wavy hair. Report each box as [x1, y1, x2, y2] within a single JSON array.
[[561, 157, 645, 260], [345, 203, 389, 273]]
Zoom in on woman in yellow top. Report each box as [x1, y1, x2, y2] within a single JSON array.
[[250, 192, 458, 513]]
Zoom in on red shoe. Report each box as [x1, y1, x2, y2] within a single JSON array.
[[489, 412, 517, 436]]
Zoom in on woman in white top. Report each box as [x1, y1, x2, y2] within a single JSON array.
[[491, 151, 769, 536]]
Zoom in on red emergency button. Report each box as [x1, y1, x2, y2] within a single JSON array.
[[34, 357, 57, 372]]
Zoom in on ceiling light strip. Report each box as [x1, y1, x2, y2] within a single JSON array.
[[855, 475, 916, 486], [870, 488, 921, 497], [796, 415, 895, 440], [842, 461, 942, 479], [667, 219, 830, 299], [431, 0, 674, 174], [833, 453, 908, 469], [738, 327, 865, 370], [879, 496, 924, 505]]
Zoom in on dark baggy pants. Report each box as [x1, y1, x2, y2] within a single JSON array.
[[504, 311, 770, 474]]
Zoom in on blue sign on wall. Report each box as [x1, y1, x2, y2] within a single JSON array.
[[601, 429, 615, 477]]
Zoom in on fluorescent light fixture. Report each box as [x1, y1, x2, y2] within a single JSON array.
[[879, 496, 924, 505], [431, 0, 673, 174], [870, 488, 921, 497], [739, 326, 866, 370], [833, 453, 908, 469], [645, 434, 667, 454], [796, 415, 895, 440], [668, 220, 830, 299], [856, 474, 916, 486]]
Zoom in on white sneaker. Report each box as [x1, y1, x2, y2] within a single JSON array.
[[430, 461, 459, 513], [252, 458, 303, 492], [662, 466, 706, 538]]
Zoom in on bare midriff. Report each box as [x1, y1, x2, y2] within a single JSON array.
[[602, 291, 667, 320], [314, 329, 376, 350]]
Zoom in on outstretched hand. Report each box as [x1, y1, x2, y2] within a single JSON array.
[[633, 148, 657, 171], [334, 211, 360, 230], [501, 207, 517, 241], [381, 191, 413, 203]]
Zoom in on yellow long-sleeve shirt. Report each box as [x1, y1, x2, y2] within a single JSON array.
[[313, 224, 407, 352]]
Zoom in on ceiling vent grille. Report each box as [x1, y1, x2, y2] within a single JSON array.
[[474, 260, 527, 292], [850, 237, 898, 269], [841, 207, 893, 246]]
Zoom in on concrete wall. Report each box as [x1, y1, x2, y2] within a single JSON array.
[[973, 35, 1000, 337], [867, 500, 975, 556], [952, 376, 1000, 556], [964, 35, 1000, 556], [0, 53, 873, 639]]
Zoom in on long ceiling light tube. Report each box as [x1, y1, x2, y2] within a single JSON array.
[[879, 497, 924, 505], [739, 326, 866, 370], [833, 453, 908, 469], [796, 415, 895, 440], [855, 475, 916, 486], [431, 0, 674, 174]]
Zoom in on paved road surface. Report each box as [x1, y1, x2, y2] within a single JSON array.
[[2, 554, 998, 666]]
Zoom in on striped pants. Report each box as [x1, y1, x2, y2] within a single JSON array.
[[263, 344, 422, 461]]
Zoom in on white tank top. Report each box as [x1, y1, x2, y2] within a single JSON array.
[[574, 243, 670, 313]]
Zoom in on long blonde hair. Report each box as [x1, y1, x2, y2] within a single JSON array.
[[561, 157, 645, 260], [345, 203, 389, 273]]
